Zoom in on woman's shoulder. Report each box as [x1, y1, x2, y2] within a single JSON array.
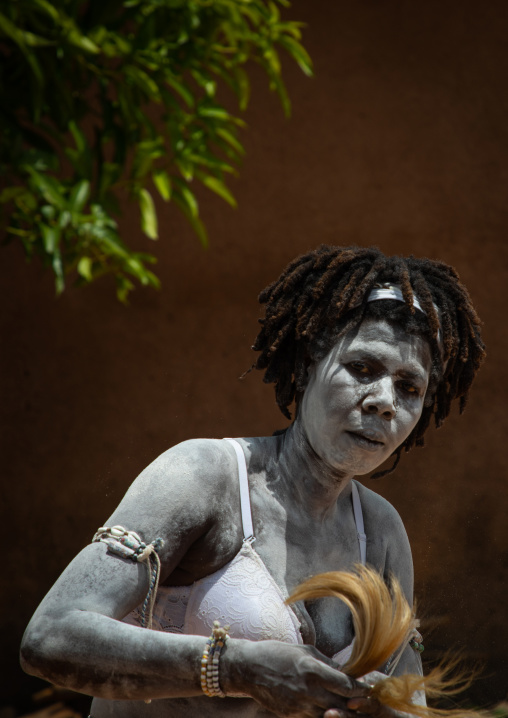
[[132, 437, 238, 487], [106, 439, 246, 567], [112, 438, 242, 527], [352, 480, 409, 544]]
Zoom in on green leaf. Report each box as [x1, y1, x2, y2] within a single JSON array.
[[68, 120, 87, 154], [268, 1, 281, 22], [139, 188, 158, 239], [177, 183, 199, 218], [40, 223, 59, 253], [24, 167, 66, 209], [19, 30, 54, 47], [200, 175, 237, 208], [263, 47, 281, 76], [132, 138, 165, 179], [66, 30, 99, 54], [116, 275, 135, 304], [278, 35, 313, 77], [126, 65, 161, 101], [53, 250, 65, 294], [94, 228, 128, 258], [69, 180, 90, 213], [215, 127, 245, 156], [165, 74, 195, 107], [190, 68, 216, 97], [175, 157, 194, 182], [269, 73, 291, 118], [173, 194, 208, 248], [77, 256, 93, 281], [188, 154, 236, 174], [58, 210, 71, 229], [152, 169, 172, 201], [276, 20, 304, 40], [233, 66, 250, 111], [198, 106, 231, 121], [41, 204, 56, 220]]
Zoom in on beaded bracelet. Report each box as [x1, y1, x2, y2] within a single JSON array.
[[200, 621, 230, 698]]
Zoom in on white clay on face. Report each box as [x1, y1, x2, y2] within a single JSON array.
[[299, 318, 432, 477]]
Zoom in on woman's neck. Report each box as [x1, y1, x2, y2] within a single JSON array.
[[273, 421, 353, 522]]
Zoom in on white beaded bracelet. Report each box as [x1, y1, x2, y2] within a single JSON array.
[[200, 621, 229, 698]]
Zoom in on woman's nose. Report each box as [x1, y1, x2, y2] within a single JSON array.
[[361, 377, 397, 419]]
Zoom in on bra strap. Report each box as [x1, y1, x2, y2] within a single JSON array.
[[351, 481, 367, 565], [224, 439, 255, 542]]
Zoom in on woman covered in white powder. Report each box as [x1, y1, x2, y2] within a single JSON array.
[[21, 246, 485, 718]]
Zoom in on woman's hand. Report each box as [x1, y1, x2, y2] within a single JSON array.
[[323, 672, 413, 718], [222, 639, 368, 717]]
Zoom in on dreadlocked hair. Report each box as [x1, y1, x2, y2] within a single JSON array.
[[251, 245, 485, 477], [288, 565, 479, 718]]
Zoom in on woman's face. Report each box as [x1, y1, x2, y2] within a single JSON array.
[[299, 318, 432, 476]]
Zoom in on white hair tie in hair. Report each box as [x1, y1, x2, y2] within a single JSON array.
[[366, 283, 443, 348], [367, 284, 426, 314], [366, 283, 440, 315]]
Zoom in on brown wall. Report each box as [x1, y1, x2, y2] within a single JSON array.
[[2, 0, 507, 706]]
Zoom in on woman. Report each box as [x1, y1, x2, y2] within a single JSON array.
[[21, 246, 485, 718]]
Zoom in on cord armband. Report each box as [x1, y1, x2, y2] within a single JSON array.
[[92, 525, 164, 630]]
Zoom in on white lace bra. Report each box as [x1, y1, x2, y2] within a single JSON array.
[[123, 438, 367, 657]]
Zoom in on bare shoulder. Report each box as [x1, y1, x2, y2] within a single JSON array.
[[120, 437, 235, 500], [104, 438, 241, 560]]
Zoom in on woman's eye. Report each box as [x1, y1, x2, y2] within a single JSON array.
[[400, 382, 419, 395], [350, 362, 371, 375]]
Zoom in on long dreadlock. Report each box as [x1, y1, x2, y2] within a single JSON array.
[[251, 246, 485, 477]]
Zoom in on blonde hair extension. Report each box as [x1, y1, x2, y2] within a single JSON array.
[[287, 565, 481, 718]]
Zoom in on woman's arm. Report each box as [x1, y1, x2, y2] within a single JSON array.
[[21, 439, 366, 713], [21, 438, 233, 699], [21, 542, 208, 700], [21, 545, 365, 711]]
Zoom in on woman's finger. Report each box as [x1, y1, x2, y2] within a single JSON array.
[[317, 664, 369, 699]]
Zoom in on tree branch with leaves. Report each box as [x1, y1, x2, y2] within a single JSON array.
[[0, 0, 312, 301]]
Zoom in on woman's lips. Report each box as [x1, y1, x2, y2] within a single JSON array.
[[346, 431, 384, 451]]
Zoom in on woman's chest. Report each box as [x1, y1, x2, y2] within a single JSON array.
[[249, 489, 364, 656], [258, 540, 359, 656]]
